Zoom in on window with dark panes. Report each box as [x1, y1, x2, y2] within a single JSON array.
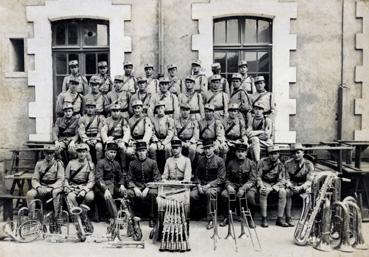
[[52, 19, 109, 101], [213, 17, 272, 91]]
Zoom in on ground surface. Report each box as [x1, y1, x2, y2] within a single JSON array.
[[0, 220, 368, 257]]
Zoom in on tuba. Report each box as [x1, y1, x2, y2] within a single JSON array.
[[294, 172, 336, 246], [64, 195, 86, 242], [332, 200, 353, 252]]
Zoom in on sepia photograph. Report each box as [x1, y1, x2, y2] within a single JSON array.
[[0, 0, 368, 256]]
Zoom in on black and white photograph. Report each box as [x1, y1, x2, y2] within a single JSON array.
[[0, 0, 368, 256]]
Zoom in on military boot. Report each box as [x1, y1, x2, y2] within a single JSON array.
[[261, 217, 268, 228]]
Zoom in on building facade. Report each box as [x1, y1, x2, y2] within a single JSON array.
[[0, 0, 368, 159]]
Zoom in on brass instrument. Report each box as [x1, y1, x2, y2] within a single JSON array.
[[64, 194, 86, 242], [294, 172, 336, 246], [342, 196, 367, 250], [210, 193, 220, 250], [314, 193, 332, 251], [332, 200, 353, 252]]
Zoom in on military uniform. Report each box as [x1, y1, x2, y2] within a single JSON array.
[[96, 74, 113, 95], [62, 60, 89, 95], [149, 102, 175, 161], [204, 78, 229, 120], [129, 91, 152, 116], [26, 146, 64, 216], [238, 60, 256, 94], [149, 91, 180, 120], [251, 76, 275, 117], [191, 149, 226, 221], [84, 92, 106, 116], [78, 106, 104, 161], [174, 105, 199, 162], [95, 148, 125, 218], [126, 152, 161, 219], [178, 88, 204, 121], [230, 73, 252, 117], [56, 87, 84, 117], [162, 154, 192, 182], [167, 64, 183, 95], [105, 75, 131, 119], [120, 74, 137, 94]]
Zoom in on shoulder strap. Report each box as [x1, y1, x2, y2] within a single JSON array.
[[70, 163, 87, 181], [207, 92, 218, 104], [85, 115, 97, 131], [178, 119, 192, 136], [225, 121, 237, 136], [39, 161, 56, 182], [252, 92, 268, 107], [131, 117, 145, 133], [108, 117, 122, 136], [262, 161, 278, 178]]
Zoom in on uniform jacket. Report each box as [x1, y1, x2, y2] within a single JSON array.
[[126, 158, 161, 189], [56, 90, 84, 116], [226, 158, 257, 191], [198, 118, 225, 142], [65, 159, 95, 192], [285, 158, 314, 190], [95, 158, 124, 192], [151, 115, 174, 145], [178, 91, 204, 121], [174, 116, 199, 142], [128, 114, 153, 144], [162, 155, 192, 182], [204, 90, 229, 118], [129, 91, 152, 115], [97, 74, 113, 94], [101, 116, 130, 143], [62, 73, 89, 95], [251, 90, 275, 116], [223, 116, 248, 142], [53, 116, 79, 141], [257, 157, 285, 187], [78, 114, 104, 142], [230, 87, 252, 114], [149, 92, 180, 120], [83, 92, 106, 114], [195, 154, 226, 186], [31, 159, 64, 189]]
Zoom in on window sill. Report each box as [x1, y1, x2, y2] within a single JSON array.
[[5, 72, 27, 78]]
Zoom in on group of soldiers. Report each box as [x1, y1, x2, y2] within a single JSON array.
[[26, 59, 314, 231]]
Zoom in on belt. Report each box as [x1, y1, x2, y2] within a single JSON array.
[[262, 176, 277, 184], [165, 110, 174, 115], [70, 180, 87, 185], [157, 135, 166, 139], [179, 136, 191, 141], [59, 133, 74, 137], [86, 133, 98, 137], [190, 110, 200, 114], [132, 134, 144, 140], [41, 179, 57, 185], [226, 135, 241, 140]]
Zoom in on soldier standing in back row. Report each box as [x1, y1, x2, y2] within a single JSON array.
[[96, 61, 113, 95], [145, 64, 159, 95], [208, 63, 229, 94], [251, 76, 275, 117], [238, 60, 256, 94], [178, 76, 205, 122], [129, 77, 152, 116], [26, 145, 64, 218], [122, 61, 137, 94], [229, 73, 252, 120], [167, 64, 183, 95], [257, 145, 288, 228], [191, 60, 208, 94], [56, 78, 84, 117], [105, 75, 131, 119], [204, 75, 229, 120], [83, 75, 106, 116], [62, 60, 89, 95]]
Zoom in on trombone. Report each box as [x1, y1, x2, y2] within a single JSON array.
[[239, 196, 261, 251]]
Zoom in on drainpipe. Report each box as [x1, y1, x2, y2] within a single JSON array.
[[337, 0, 345, 140], [158, 0, 164, 74]]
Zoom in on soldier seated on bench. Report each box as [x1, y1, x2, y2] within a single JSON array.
[[26, 145, 64, 216]]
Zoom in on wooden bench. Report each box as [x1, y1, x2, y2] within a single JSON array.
[[0, 194, 27, 221]]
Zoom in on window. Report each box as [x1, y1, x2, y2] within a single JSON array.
[[9, 38, 25, 72], [52, 19, 110, 98], [213, 17, 272, 91]]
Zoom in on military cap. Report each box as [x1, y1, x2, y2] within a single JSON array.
[[254, 76, 265, 83], [43, 144, 56, 152], [98, 61, 108, 67], [253, 102, 265, 110], [291, 143, 304, 151], [228, 102, 239, 111], [69, 60, 79, 66], [75, 143, 89, 151], [110, 103, 122, 111], [69, 78, 80, 84], [204, 103, 215, 111], [136, 141, 147, 150], [144, 63, 154, 69], [235, 143, 248, 151], [185, 76, 195, 83], [63, 102, 74, 110], [114, 75, 124, 82], [159, 77, 170, 84], [155, 101, 166, 108], [167, 64, 177, 70], [211, 62, 221, 70], [171, 139, 182, 147], [106, 142, 119, 151], [123, 61, 133, 67], [203, 140, 214, 148], [85, 99, 96, 107], [238, 60, 248, 67], [89, 75, 102, 84], [132, 100, 143, 107], [231, 73, 242, 81], [210, 74, 222, 82], [180, 102, 191, 110], [136, 76, 147, 83], [267, 145, 280, 153], [191, 60, 202, 66]]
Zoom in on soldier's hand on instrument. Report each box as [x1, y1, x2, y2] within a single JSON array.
[[142, 187, 149, 198], [133, 187, 142, 198], [104, 189, 112, 200], [237, 189, 245, 197], [78, 190, 87, 198]]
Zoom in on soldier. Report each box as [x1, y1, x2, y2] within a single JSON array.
[[62, 60, 88, 95], [26, 145, 64, 218], [162, 139, 192, 182], [191, 59, 208, 94], [145, 63, 159, 95], [127, 100, 153, 158], [148, 77, 180, 120], [104, 75, 131, 119], [251, 76, 275, 117], [219, 143, 257, 227], [204, 74, 229, 120], [246, 102, 273, 162], [56, 78, 84, 117], [101, 104, 131, 168], [191, 140, 226, 229], [238, 60, 256, 94], [96, 61, 113, 95], [285, 143, 314, 227], [208, 62, 229, 94], [167, 64, 183, 95], [178, 76, 204, 121], [221, 103, 248, 160], [64, 143, 95, 232], [121, 61, 137, 94], [197, 104, 226, 156], [149, 101, 175, 161], [83, 75, 106, 116], [174, 103, 199, 162], [78, 99, 104, 162], [129, 77, 152, 116], [229, 73, 252, 119], [53, 102, 79, 163], [126, 141, 161, 227], [257, 145, 288, 228], [95, 142, 126, 219]]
